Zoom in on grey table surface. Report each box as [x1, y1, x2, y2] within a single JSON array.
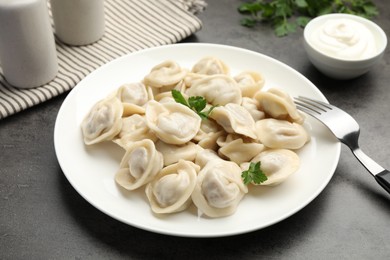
[[1, 0, 390, 259]]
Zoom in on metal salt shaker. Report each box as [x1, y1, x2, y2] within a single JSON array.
[[0, 0, 58, 89], [50, 0, 105, 46]]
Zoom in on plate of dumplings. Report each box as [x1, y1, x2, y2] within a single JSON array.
[[54, 43, 340, 237]]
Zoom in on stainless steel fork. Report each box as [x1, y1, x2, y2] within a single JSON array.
[[294, 96, 390, 195]]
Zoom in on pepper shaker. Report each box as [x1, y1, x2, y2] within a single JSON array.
[[0, 0, 58, 89], [50, 0, 106, 46]]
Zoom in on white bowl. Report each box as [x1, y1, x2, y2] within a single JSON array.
[[303, 13, 387, 80]]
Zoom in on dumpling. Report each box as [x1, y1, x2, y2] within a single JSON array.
[[145, 100, 201, 145], [145, 160, 199, 214], [115, 83, 149, 117], [143, 60, 187, 89], [196, 131, 225, 151], [81, 96, 123, 145], [255, 118, 310, 149], [193, 119, 224, 151], [241, 149, 300, 186], [192, 159, 248, 218], [113, 114, 158, 149], [183, 72, 207, 88], [217, 134, 265, 164], [153, 81, 186, 102], [186, 75, 242, 106], [191, 56, 229, 75], [241, 97, 265, 122], [234, 71, 264, 98], [153, 91, 176, 104], [115, 82, 149, 106], [194, 148, 221, 169], [155, 140, 201, 166], [192, 117, 221, 142], [209, 103, 257, 139], [254, 88, 304, 124], [115, 139, 163, 190]]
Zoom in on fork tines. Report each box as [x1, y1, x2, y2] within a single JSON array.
[[294, 96, 332, 115]]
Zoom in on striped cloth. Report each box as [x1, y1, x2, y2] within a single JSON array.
[[0, 0, 205, 120]]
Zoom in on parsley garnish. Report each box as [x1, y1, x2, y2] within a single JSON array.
[[241, 161, 268, 185], [171, 90, 217, 119], [238, 0, 379, 37]]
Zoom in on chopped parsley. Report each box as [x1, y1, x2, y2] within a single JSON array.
[[241, 161, 268, 185], [171, 89, 217, 120]]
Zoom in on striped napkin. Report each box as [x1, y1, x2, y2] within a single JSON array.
[[0, 0, 205, 120]]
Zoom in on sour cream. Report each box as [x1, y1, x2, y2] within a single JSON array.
[[309, 18, 377, 60]]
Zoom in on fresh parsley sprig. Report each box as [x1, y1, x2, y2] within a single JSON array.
[[241, 161, 268, 185], [238, 0, 379, 37], [171, 89, 217, 120]]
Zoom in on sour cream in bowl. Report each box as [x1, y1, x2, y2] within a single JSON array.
[[303, 13, 387, 80]]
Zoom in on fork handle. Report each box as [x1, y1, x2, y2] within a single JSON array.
[[352, 149, 390, 194], [375, 170, 390, 194]]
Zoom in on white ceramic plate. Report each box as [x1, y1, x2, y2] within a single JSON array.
[[54, 43, 340, 237]]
